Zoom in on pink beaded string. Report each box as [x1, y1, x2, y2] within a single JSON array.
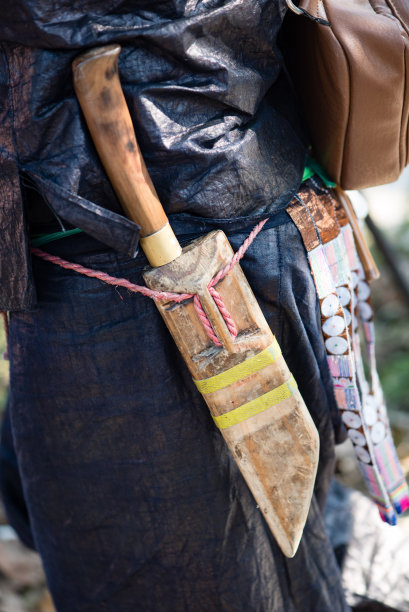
[[1, 219, 268, 358]]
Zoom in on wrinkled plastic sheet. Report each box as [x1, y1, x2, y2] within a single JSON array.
[[2, 226, 348, 611], [325, 480, 409, 611]]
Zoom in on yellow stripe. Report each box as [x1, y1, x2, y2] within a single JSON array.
[[212, 376, 297, 430], [193, 340, 282, 395]]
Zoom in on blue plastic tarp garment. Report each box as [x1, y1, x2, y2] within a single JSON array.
[[0, 0, 307, 311], [1, 190, 349, 611]]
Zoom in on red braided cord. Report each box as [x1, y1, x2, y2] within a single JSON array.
[[209, 218, 268, 287], [31, 219, 268, 347], [208, 287, 238, 338], [193, 295, 222, 347], [31, 248, 192, 303]]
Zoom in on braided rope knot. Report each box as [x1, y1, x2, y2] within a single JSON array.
[[28, 219, 268, 350]]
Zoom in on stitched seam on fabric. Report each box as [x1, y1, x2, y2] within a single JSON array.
[[294, 194, 322, 246], [309, 176, 325, 195]]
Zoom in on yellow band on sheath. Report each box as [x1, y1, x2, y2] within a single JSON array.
[[193, 339, 282, 395], [212, 375, 297, 430], [139, 223, 182, 267]]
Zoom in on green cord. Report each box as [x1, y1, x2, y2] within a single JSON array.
[[303, 158, 337, 188], [302, 166, 315, 182], [31, 228, 83, 247]]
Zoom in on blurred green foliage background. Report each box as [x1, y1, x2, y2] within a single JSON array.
[[369, 220, 409, 415]]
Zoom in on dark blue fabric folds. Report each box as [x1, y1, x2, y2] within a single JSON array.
[[0, 0, 308, 310], [1, 209, 348, 611]]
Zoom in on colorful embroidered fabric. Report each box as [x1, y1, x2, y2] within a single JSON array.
[[287, 182, 409, 524]]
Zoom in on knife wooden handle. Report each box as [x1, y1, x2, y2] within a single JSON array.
[[72, 45, 181, 267]]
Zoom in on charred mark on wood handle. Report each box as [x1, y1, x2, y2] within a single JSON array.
[[99, 121, 118, 138], [165, 297, 193, 311], [235, 447, 243, 460], [100, 86, 112, 108], [105, 64, 117, 81]]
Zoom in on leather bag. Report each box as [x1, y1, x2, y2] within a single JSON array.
[[285, 0, 409, 190]]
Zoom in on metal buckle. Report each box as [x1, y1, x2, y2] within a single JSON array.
[[286, 0, 303, 15]]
